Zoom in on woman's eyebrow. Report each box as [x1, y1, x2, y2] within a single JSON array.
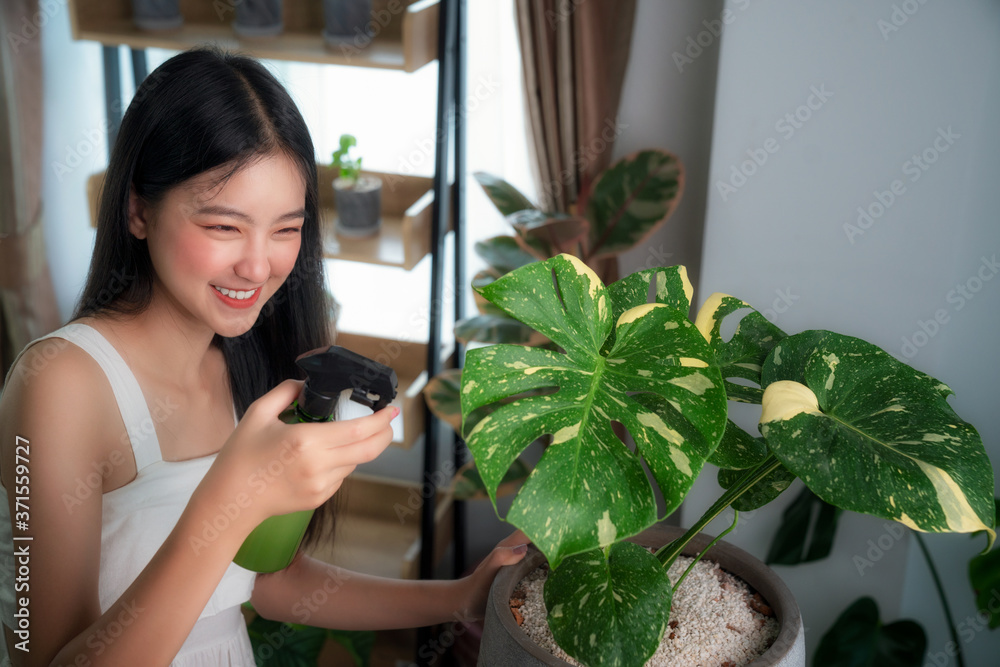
[[193, 204, 306, 223]]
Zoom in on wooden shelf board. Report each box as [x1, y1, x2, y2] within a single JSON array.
[[68, 0, 439, 72]]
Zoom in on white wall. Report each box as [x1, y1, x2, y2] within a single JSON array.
[[615, 0, 725, 307], [685, 1, 1000, 664]]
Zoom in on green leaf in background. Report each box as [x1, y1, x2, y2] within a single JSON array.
[[513, 214, 591, 257], [474, 235, 539, 274], [718, 462, 797, 512], [455, 313, 549, 346], [474, 171, 536, 217], [461, 254, 726, 566], [709, 419, 769, 470], [814, 597, 926, 667], [583, 150, 683, 261], [760, 330, 996, 549], [422, 367, 463, 434], [766, 486, 843, 565], [694, 292, 787, 404], [506, 209, 558, 258], [544, 542, 672, 667], [969, 498, 1000, 629], [247, 616, 327, 667], [327, 629, 374, 667], [452, 457, 531, 501]]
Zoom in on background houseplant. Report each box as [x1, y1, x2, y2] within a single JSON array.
[[458, 253, 996, 666], [331, 134, 383, 237]]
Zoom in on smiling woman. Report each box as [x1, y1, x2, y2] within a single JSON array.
[[0, 47, 526, 667]]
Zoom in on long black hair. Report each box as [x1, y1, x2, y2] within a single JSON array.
[[73, 47, 338, 549]]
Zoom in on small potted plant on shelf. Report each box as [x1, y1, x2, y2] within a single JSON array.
[[331, 134, 383, 238], [458, 253, 996, 667]]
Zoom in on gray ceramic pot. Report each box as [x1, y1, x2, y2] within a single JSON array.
[[333, 175, 382, 237], [131, 0, 182, 30], [479, 524, 805, 667], [322, 0, 374, 47], [233, 0, 283, 37]]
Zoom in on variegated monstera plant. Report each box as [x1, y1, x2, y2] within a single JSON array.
[[460, 253, 996, 667]]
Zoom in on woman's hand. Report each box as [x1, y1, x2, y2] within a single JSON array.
[[456, 530, 530, 621], [203, 379, 397, 534]]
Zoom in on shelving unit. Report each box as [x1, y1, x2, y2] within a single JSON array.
[[69, 0, 440, 71], [68, 1, 467, 663]]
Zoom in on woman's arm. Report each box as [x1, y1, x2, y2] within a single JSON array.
[[1, 347, 395, 667], [249, 531, 528, 631], [0, 343, 258, 667]]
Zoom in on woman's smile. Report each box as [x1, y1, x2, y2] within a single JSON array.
[[212, 284, 262, 308]]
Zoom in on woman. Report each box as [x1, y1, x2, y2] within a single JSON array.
[[0, 48, 525, 666]]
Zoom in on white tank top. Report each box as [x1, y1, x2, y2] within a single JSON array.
[[0, 323, 257, 665]]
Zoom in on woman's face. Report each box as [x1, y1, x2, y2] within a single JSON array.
[[132, 152, 307, 338]]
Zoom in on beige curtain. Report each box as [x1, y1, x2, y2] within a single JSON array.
[[514, 0, 636, 214], [0, 0, 61, 385]]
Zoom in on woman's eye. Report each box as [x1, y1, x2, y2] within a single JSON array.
[[205, 224, 238, 232], [277, 227, 303, 235]]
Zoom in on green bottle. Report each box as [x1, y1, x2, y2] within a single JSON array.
[[233, 345, 397, 573]]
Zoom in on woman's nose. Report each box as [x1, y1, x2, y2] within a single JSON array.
[[234, 238, 270, 283]]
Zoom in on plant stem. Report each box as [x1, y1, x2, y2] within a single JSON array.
[[655, 455, 782, 567], [914, 531, 965, 667], [672, 510, 739, 593]]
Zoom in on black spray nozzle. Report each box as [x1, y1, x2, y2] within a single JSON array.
[[294, 346, 398, 422]]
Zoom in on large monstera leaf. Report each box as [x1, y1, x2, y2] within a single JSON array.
[[760, 331, 996, 548], [461, 254, 727, 567], [544, 542, 673, 667], [694, 292, 787, 403]]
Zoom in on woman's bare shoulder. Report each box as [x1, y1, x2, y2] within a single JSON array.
[[0, 322, 121, 469]]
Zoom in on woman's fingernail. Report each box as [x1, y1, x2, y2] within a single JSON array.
[[391, 406, 400, 419], [513, 544, 528, 554]]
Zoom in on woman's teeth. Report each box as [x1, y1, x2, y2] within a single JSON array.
[[214, 286, 257, 300]]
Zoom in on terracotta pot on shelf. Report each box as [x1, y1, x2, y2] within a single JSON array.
[[233, 0, 283, 38], [131, 0, 182, 31], [479, 524, 806, 667]]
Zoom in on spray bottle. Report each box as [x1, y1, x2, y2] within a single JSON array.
[[233, 345, 398, 573]]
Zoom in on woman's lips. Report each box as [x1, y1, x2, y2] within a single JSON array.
[[212, 285, 261, 309]]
